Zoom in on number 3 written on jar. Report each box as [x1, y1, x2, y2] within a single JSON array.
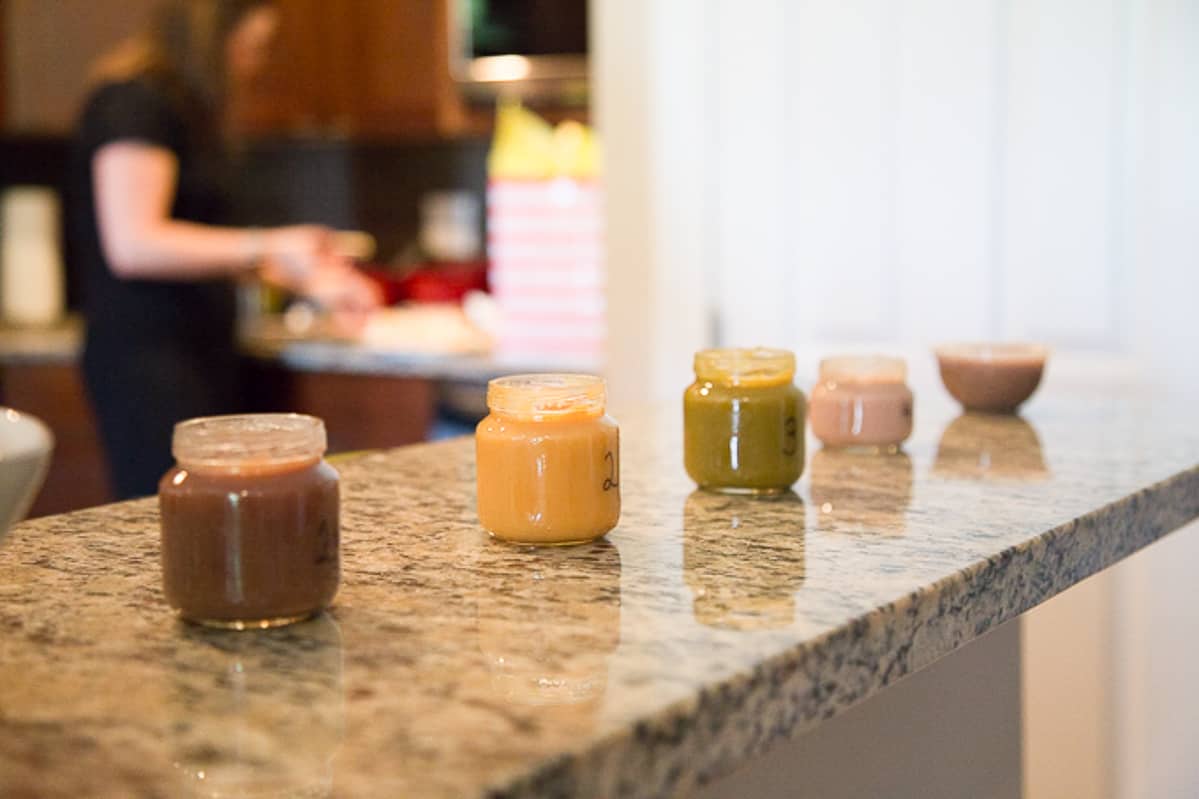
[[783, 417, 798, 456]]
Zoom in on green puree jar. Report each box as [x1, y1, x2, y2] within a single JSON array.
[[684, 348, 807, 494]]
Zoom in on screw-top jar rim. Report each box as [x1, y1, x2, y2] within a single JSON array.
[[693, 348, 796, 387], [487, 373, 607, 420], [819, 355, 908, 385], [172, 413, 327, 474]]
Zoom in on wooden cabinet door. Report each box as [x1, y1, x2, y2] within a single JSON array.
[[235, 0, 465, 138]]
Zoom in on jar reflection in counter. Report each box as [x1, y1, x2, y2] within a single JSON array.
[[683, 491, 805, 631], [933, 413, 1049, 481], [167, 615, 344, 798], [474, 539, 622, 710], [809, 449, 914, 534]]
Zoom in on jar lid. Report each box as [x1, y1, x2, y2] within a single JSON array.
[[694, 348, 796, 386], [487, 374, 606, 419], [819, 355, 907, 385], [172, 414, 327, 473]]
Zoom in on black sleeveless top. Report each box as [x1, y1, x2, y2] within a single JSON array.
[[69, 76, 242, 499], [70, 77, 236, 355]]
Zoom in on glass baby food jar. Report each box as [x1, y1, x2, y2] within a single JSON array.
[[159, 414, 340, 629], [809, 356, 913, 452], [476, 374, 621, 545], [683, 348, 806, 494]]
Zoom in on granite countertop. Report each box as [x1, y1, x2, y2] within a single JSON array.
[[1, 383, 1197, 798], [0, 312, 584, 384]]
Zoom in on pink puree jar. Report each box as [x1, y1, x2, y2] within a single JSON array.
[[809, 356, 913, 452]]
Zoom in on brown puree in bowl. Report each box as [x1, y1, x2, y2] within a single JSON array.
[[159, 456, 339, 627], [935, 344, 1047, 414]]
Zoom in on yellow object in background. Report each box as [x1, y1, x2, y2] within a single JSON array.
[[488, 100, 601, 180]]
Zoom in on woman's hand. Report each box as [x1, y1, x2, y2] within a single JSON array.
[[303, 261, 384, 337], [257, 225, 382, 335], [258, 225, 334, 291]]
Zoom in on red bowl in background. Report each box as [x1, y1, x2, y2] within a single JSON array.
[[360, 267, 406, 306], [362, 261, 488, 306], [399, 261, 489, 304]]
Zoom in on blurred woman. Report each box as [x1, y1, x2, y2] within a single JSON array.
[[70, 0, 380, 499]]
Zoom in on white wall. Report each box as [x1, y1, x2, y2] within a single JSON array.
[[597, 0, 1199, 795], [593, 0, 713, 407], [602, 0, 1198, 395]]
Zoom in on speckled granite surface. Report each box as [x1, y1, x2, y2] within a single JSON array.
[[1, 387, 1197, 798]]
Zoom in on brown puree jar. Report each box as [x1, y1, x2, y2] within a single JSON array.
[[809, 356, 914, 452], [159, 414, 339, 629]]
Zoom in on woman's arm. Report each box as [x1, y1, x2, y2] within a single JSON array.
[[94, 140, 338, 288], [93, 139, 383, 320], [92, 141, 266, 279]]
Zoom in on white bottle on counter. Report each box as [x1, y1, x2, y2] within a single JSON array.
[[1, 186, 65, 327]]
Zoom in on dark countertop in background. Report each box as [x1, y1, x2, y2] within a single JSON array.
[[0, 314, 587, 385]]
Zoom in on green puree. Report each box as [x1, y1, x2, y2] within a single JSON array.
[[684, 380, 806, 493]]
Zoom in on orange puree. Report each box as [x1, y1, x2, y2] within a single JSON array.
[[476, 374, 620, 545]]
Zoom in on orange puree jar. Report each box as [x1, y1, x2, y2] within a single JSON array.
[[476, 374, 620, 545]]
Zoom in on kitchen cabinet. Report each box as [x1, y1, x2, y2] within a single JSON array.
[[0, 0, 472, 138], [235, 0, 470, 139]]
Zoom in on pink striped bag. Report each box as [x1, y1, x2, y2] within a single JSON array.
[[486, 178, 605, 366]]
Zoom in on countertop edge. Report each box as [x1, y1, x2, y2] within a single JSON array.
[[487, 463, 1199, 799]]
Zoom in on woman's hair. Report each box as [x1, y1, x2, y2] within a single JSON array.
[[91, 0, 272, 105]]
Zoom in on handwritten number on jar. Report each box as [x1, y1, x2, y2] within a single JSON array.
[[603, 451, 620, 491], [783, 416, 798, 456], [315, 519, 336, 564]]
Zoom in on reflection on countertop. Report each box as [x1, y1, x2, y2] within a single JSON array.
[[809, 448, 914, 534], [933, 412, 1050, 482], [169, 616, 344, 798], [683, 490, 805, 631], [1, 384, 1197, 797], [475, 538, 621, 710]]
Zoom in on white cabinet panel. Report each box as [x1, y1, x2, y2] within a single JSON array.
[[713, 0, 789, 346], [1000, 0, 1123, 346], [894, 0, 999, 343], [788, 0, 891, 342]]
